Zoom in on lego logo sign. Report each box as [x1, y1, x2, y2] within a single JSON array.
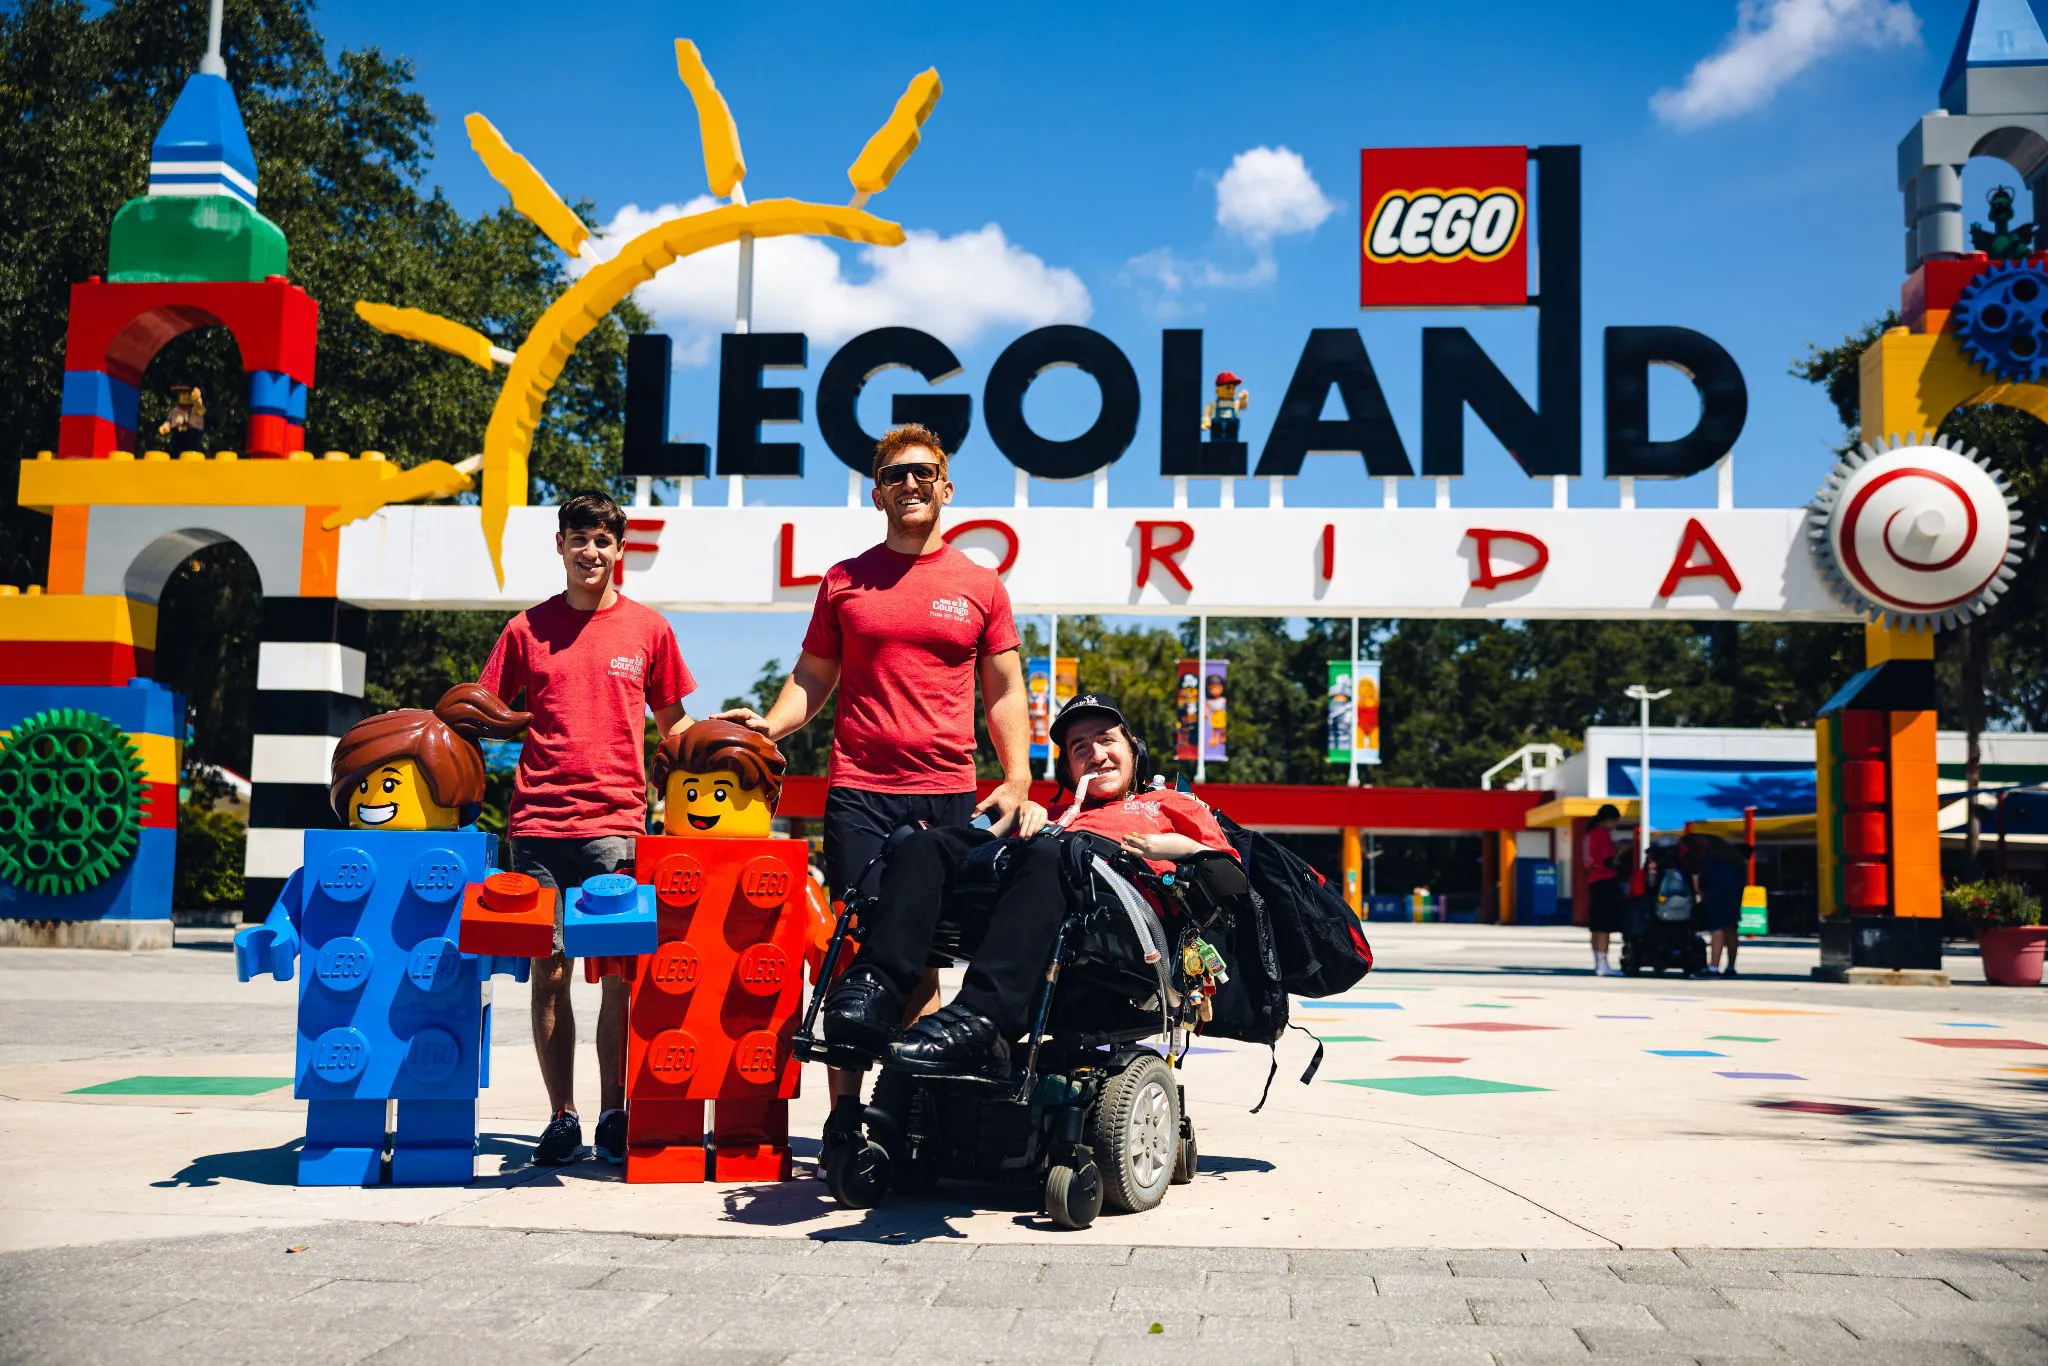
[[1360, 146, 1528, 308]]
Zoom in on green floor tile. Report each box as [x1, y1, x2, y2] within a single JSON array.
[[1333, 1075, 1548, 1096], [1463, 1003, 1513, 1009], [1320, 1035, 1383, 1043], [1707, 1035, 1778, 1043], [69, 1076, 292, 1096]]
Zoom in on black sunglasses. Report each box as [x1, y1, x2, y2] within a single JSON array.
[[877, 461, 943, 487]]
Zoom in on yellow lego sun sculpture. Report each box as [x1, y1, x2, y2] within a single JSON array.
[[356, 40, 942, 584]]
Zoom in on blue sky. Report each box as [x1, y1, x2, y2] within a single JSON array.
[[315, 0, 1986, 710]]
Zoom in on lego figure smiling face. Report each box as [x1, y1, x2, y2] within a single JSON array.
[[327, 684, 532, 832], [349, 758, 459, 831], [653, 720, 787, 840]]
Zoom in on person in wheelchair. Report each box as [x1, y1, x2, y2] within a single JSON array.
[[822, 693, 1238, 1080]]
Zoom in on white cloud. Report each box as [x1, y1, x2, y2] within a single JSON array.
[[1651, 0, 1920, 128], [582, 198, 1090, 362], [1214, 146, 1337, 242], [1123, 146, 1335, 313]]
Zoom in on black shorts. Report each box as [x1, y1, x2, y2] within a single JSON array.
[[822, 786, 976, 902], [510, 834, 636, 956], [1588, 877, 1627, 933]]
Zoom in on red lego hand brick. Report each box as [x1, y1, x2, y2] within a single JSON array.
[[458, 872, 556, 959]]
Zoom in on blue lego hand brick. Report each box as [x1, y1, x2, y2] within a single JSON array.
[[235, 922, 296, 982], [473, 954, 532, 983], [247, 369, 293, 416], [60, 370, 140, 427], [562, 872, 657, 959], [0, 680, 183, 738]]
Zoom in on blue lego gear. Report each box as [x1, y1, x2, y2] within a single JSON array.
[[1952, 259, 2048, 383]]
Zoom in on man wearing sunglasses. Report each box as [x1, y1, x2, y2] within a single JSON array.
[[717, 421, 1046, 944]]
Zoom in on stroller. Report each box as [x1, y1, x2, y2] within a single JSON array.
[[793, 825, 1250, 1230], [1619, 849, 1709, 977]]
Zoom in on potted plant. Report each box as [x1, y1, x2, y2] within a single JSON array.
[[1943, 880, 2047, 987]]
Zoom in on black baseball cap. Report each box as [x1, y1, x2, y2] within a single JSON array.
[[1050, 692, 1127, 749]]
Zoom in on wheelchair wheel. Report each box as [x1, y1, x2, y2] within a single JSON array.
[[824, 1138, 889, 1210], [1091, 1052, 1179, 1213], [1044, 1161, 1103, 1230], [1171, 1122, 1197, 1186]]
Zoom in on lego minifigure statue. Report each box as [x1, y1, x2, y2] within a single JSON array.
[[1970, 186, 2040, 261], [233, 683, 532, 1186], [158, 384, 206, 454], [583, 719, 809, 1181], [1200, 370, 1249, 443]]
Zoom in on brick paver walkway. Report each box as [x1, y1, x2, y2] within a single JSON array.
[[4, 1224, 2043, 1365]]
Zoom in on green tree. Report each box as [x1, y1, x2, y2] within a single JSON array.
[[1794, 317, 2048, 871]]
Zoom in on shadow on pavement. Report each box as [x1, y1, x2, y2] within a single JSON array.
[[152, 1136, 301, 1187], [1731, 1076, 2048, 1167]]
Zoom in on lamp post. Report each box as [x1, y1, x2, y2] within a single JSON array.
[[1624, 684, 1671, 870]]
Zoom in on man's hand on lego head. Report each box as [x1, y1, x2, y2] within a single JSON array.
[[973, 777, 1046, 839], [664, 766, 774, 839], [710, 706, 773, 737]]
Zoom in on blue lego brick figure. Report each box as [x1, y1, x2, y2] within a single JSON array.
[[562, 872, 658, 959], [233, 683, 534, 1186]]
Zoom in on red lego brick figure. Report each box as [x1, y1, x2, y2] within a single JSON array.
[[590, 720, 808, 1183]]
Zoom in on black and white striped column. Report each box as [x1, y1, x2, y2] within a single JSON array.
[[243, 598, 368, 921]]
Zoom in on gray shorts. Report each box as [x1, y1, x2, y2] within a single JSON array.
[[509, 835, 636, 957]]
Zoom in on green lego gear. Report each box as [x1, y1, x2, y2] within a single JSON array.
[[107, 194, 289, 283], [0, 709, 149, 897]]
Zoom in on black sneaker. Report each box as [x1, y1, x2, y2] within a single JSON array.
[[533, 1109, 584, 1166], [594, 1108, 627, 1165]]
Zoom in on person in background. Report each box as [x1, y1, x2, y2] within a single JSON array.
[[1696, 836, 1749, 977], [1584, 803, 1625, 976]]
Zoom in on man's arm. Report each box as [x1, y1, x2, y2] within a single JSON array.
[[973, 648, 1045, 837], [651, 701, 692, 739], [715, 651, 840, 742]]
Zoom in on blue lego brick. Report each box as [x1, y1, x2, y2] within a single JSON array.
[[247, 369, 292, 416], [0, 679, 183, 739], [0, 825, 173, 922], [60, 370, 140, 429], [290, 828, 503, 1106], [562, 872, 657, 959], [287, 378, 307, 423]]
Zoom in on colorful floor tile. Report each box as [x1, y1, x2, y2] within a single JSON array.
[[1998, 1065, 2048, 1075], [1657, 997, 1701, 1002], [1647, 1049, 1726, 1058], [1940, 1022, 2003, 1028], [1708, 1035, 1777, 1042], [1463, 1003, 1514, 1009], [1308, 1001, 1405, 1010], [1178, 1046, 1232, 1055], [1426, 1022, 1561, 1032], [1390, 1055, 1469, 1063], [1757, 1100, 1877, 1115], [1319, 1035, 1383, 1043], [1717, 1008, 1829, 1016], [1908, 1037, 2048, 1050], [1334, 1075, 1548, 1096], [1597, 1014, 1653, 1020], [1717, 1071, 1805, 1080], [68, 1076, 291, 1096]]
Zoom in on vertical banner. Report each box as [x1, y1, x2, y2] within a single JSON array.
[[1354, 660, 1382, 765], [1027, 656, 1078, 760], [1175, 659, 1227, 761], [1329, 661, 1384, 765]]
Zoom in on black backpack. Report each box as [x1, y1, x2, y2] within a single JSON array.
[[1216, 811, 1374, 996]]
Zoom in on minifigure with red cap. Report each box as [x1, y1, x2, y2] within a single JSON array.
[[1201, 371, 1248, 443]]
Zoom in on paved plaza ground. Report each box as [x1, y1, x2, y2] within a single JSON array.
[[1, 923, 2043, 1363]]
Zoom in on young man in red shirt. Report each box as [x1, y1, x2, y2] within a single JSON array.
[[837, 694, 1235, 1077], [1583, 803, 1625, 976], [715, 424, 1043, 1059], [479, 492, 695, 1165]]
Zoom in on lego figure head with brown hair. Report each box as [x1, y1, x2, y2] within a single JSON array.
[[328, 684, 531, 831], [652, 719, 787, 838]]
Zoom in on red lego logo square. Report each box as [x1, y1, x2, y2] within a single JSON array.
[[1360, 146, 1528, 309]]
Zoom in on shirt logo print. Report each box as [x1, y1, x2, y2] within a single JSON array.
[[608, 654, 645, 682], [930, 595, 971, 624]]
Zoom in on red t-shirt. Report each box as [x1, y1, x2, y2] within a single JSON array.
[[1064, 788, 1238, 873], [479, 593, 694, 839], [1584, 825, 1619, 884], [801, 543, 1020, 792]]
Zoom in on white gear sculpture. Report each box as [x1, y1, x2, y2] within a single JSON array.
[[1807, 433, 2022, 631]]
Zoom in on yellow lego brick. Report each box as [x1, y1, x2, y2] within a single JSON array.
[[18, 450, 406, 511], [0, 594, 156, 648], [1858, 328, 2048, 437], [1864, 622, 1934, 663]]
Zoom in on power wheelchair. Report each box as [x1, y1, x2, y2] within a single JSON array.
[[793, 825, 1250, 1230]]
